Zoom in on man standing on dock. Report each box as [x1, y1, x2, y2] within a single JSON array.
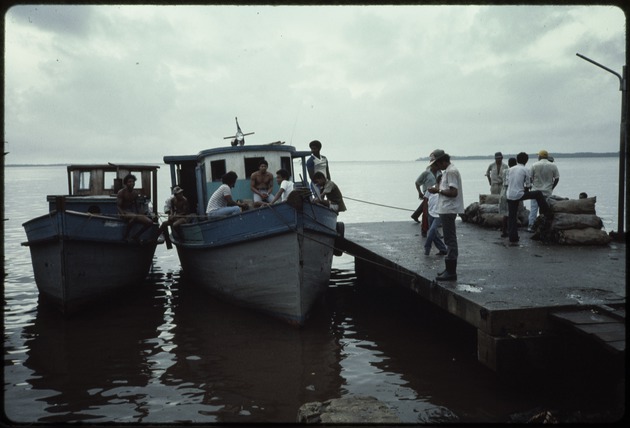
[[410, 153, 439, 237], [485, 152, 507, 195], [506, 152, 554, 243], [427, 149, 464, 281], [527, 150, 559, 232]]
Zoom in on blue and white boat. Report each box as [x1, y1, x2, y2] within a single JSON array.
[[163, 133, 341, 326], [22, 163, 161, 315]]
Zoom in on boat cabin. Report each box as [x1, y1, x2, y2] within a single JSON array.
[[47, 163, 160, 217], [164, 145, 312, 216]]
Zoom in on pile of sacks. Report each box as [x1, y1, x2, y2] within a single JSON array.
[[461, 194, 611, 245], [461, 194, 527, 229]]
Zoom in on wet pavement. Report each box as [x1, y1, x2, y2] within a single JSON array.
[[339, 220, 626, 370]]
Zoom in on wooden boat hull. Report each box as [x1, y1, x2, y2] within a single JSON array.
[[23, 210, 159, 314], [172, 202, 338, 325]]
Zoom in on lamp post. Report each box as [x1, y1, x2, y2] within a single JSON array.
[[576, 53, 627, 242]]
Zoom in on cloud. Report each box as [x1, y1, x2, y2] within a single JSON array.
[[3, 4, 625, 164]]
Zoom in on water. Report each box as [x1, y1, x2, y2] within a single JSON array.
[[3, 158, 623, 423]]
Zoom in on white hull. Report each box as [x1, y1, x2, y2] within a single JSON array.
[[176, 230, 335, 325]]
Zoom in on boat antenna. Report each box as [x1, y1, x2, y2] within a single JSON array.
[[224, 117, 254, 146]]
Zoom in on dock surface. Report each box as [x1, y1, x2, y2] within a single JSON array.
[[338, 220, 625, 372]]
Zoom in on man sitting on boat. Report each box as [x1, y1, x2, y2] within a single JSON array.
[[206, 171, 249, 218], [265, 168, 295, 205], [117, 173, 156, 239], [250, 160, 275, 207], [159, 186, 192, 245], [311, 171, 346, 213]]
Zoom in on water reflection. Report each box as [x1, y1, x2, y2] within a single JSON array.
[[7, 256, 621, 424], [164, 277, 344, 423], [18, 273, 167, 423], [327, 275, 552, 423]]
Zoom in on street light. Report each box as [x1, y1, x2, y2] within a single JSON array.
[[576, 52, 627, 242]]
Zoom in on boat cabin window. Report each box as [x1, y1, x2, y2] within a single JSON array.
[[244, 157, 266, 178], [79, 171, 91, 191], [280, 156, 291, 178], [130, 171, 144, 189], [210, 160, 226, 181], [104, 171, 117, 192]]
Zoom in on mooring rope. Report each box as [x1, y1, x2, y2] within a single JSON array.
[[156, 201, 418, 279], [343, 196, 415, 212], [263, 203, 418, 280]]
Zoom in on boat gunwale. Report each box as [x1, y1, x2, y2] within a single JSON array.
[[170, 201, 338, 249]]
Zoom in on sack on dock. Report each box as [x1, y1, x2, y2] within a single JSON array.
[[550, 213, 603, 230], [463, 199, 527, 228], [479, 194, 500, 205], [478, 204, 499, 214], [549, 197, 596, 214], [461, 202, 480, 223], [481, 213, 504, 228], [555, 227, 612, 245]]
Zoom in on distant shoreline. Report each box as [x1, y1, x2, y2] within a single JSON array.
[[414, 152, 619, 161], [3, 151, 620, 166]]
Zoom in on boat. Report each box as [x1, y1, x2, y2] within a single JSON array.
[[22, 163, 162, 315], [163, 122, 342, 326]]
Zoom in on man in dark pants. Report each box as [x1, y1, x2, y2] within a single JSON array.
[[427, 149, 464, 281], [506, 152, 553, 243]]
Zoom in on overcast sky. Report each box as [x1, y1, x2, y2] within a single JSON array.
[[4, 4, 626, 164]]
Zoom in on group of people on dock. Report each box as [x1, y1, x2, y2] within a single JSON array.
[[487, 150, 559, 242], [412, 148, 559, 281]]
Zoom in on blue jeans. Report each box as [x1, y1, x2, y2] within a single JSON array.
[[207, 206, 241, 218], [425, 215, 447, 254], [439, 213, 458, 260], [528, 199, 539, 229]]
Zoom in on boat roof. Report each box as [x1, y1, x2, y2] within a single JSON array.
[[164, 144, 311, 164], [67, 163, 160, 171]]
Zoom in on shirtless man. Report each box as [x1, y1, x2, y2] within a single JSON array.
[[159, 186, 191, 247], [250, 160, 275, 207], [117, 173, 154, 239]]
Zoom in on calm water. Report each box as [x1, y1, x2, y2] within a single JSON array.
[[3, 158, 623, 423]]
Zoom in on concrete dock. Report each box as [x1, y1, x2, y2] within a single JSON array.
[[337, 220, 626, 374]]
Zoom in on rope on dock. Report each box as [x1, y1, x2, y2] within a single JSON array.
[[158, 203, 419, 280], [263, 204, 419, 280], [344, 196, 415, 212]]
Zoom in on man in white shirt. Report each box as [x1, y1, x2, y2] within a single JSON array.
[[206, 171, 249, 218], [485, 151, 508, 195], [427, 149, 464, 281], [266, 169, 295, 204], [506, 152, 553, 243], [528, 150, 559, 232], [306, 140, 330, 198]]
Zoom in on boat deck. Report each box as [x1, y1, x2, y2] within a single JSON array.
[[337, 220, 625, 373]]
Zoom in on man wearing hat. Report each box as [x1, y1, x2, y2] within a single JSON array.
[[159, 186, 192, 248], [410, 152, 440, 236], [528, 150, 559, 232], [427, 149, 464, 281], [485, 152, 508, 195]]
